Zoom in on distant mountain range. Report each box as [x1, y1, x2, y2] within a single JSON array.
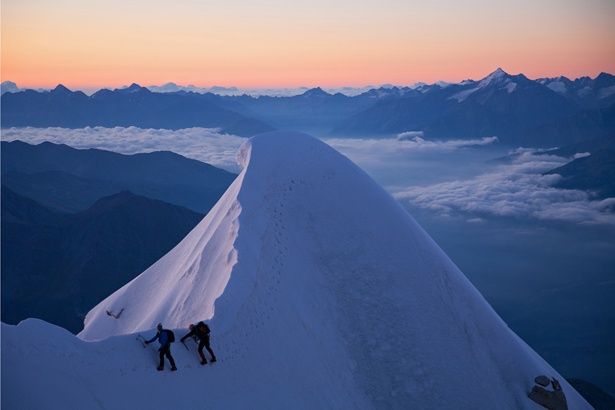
[[0, 83, 272, 136], [537, 74, 615, 108], [2, 69, 615, 146], [1, 187, 204, 332], [330, 69, 615, 146], [1, 140, 237, 213], [0, 80, 412, 97]]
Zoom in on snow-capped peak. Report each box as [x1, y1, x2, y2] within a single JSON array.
[[480, 67, 510, 85], [1, 80, 20, 94], [409, 81, 427, 89], [435, 80, 452, 88], [449, 68, 518, 102], [73, 131, 591, 409]]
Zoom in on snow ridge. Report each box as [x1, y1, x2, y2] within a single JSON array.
[[79, 174, 244, 340], [4, 131, 592, 409]]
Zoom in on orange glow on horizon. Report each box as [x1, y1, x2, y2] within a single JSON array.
[[2, 0, 615, 89]]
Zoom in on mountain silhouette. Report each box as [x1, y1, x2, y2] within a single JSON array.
[[1, 140, 237, 213], [1, 187, 204, 332]]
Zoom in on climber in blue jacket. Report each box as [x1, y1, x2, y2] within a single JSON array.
[[145, 323, 177, 371]]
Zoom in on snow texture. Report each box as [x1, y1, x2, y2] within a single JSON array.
[[3, 132, 591, 409]]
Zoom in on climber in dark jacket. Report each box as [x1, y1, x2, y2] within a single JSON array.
[[181, 321, 217, 365], [146, 323, 177, 371]]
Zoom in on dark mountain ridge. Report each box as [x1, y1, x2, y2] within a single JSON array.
[[1, 187, 204, 332], [546, 148, 615, 199], [1, 141, 238, 332], [1, 140, 237, 213]]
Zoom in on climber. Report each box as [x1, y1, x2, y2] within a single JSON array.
[[145, 323, 177, 371], [181, 321, 217, 365]]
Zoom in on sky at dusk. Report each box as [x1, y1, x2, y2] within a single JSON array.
[[2, 0, 615, 89]]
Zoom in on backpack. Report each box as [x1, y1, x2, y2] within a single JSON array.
[[166, 329, 176, 343], [196, 321, 210, 337]]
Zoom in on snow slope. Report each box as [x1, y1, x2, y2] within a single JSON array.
[[3, 131, 590, 409]]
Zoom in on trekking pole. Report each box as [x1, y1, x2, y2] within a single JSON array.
[[136, 334, 147, 348]]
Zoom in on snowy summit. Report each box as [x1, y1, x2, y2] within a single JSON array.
[[3, 132, 590, 409], [449, 68, 520, 102]]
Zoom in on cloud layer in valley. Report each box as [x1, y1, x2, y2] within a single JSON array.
[[2, 126, 613, 225], [2, 127, 499, 172], [1, 127, 245, 171], [324, 135, 499, 163], [394, 150, 615, 225]]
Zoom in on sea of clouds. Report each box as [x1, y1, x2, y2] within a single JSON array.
[[1, 126, 246, 171], [325, 133, 498, 163], [2, 126, 613, 225], [394, 149, 615, 225], [1, 127, 498, 171]]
